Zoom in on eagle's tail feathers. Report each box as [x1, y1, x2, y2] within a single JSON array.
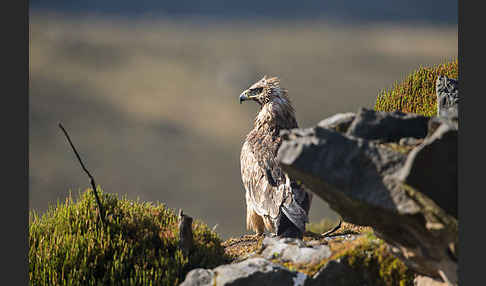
[[277, 210, 304, 239], [280, 201, 307, 234]]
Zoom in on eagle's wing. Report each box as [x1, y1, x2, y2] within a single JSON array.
[[241, 141, 285, 220], [241, 139, 310, 233]]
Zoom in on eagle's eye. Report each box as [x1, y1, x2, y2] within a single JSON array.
[[251, 87, 264, 94]]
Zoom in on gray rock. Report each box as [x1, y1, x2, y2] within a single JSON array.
[[260, 236, 331, 265], [181, 258, 308, 286], [182, 240, 368, 286], [180, 269, 215, 286], [307, 260, 365, 286], [436, 75, 458, 117], [317, 112, 356, 133], [346, 108, 429, 142], [214, 258, 304, 286], [398, 123, 458, 218], [277, 116, 457, 284], [278, 126, 412, 215]]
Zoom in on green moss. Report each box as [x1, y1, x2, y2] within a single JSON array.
[[29, 189, 229, 285], [374, 59, 458, 116], [222, 235, 264, 262], [339, 234, 414, 286]]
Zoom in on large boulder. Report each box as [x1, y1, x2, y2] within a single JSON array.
[[277, 108, 458, 284]]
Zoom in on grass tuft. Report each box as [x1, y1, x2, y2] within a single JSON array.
[[374, 58, 458, 116], [29, 189, 229, 285]]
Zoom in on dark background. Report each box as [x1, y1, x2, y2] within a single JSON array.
[[29, 1, 458, 239], [30, 0, 457, 24]]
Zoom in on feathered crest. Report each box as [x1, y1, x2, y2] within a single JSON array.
[[263, 76, 291, 103]]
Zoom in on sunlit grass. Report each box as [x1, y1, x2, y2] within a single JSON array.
[[374, 58, 458, 116], [29, 189, 229, 285]]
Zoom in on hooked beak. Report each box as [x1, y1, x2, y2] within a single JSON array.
[[239, 89, 257, 104], [239, 90, 249, 104]]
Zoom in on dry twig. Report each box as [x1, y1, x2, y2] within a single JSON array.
[[58, 122, 105, 226], [322, 219, 342, 237]]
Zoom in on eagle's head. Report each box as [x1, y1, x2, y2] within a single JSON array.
[[239, 75, 289, 107]]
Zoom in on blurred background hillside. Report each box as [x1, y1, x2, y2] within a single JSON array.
[[29, 1, 457, 239]]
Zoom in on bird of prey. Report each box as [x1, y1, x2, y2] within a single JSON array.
[[239, 75, 312, 239]]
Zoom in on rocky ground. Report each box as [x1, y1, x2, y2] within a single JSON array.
[[182, 222, 409, 286]]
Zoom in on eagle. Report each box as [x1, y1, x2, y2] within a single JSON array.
[[239, 75, 312, 239]]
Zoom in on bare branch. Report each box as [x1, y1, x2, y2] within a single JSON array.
[[322, 219, 342, 237], [58, 122, 105, 226]]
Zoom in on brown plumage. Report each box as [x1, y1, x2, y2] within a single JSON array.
[[239, 75, 312, 238]]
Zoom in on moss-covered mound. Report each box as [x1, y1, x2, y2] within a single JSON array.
[[322, 232, 414, 286], [374, 59, 458, 116], [29, 189, 229, 285]]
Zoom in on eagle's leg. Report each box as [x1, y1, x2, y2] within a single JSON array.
[[246, 208, 265, 236]]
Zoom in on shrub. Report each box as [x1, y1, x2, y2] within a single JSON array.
[[374, 59, 458, 116], [29, 189, 228, 285]]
